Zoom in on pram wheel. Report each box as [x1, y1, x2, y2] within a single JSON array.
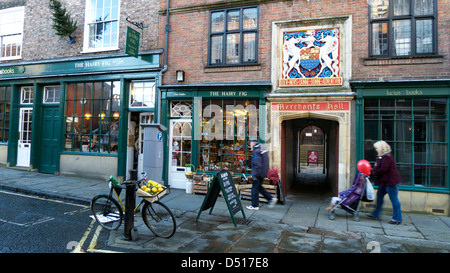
[[329, 211, 336, 220]]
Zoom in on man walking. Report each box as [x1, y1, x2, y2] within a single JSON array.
[[246, 140, 277, 210]]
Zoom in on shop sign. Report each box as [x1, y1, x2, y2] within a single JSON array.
[[280, 28, 342, 87], [272, 102, 349, 111], [125, 26, 140, 58], [308, 150, 318, 164], [196, 169, 245, 227]]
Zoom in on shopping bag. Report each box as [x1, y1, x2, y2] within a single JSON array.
[[365, 178, 375, 201]]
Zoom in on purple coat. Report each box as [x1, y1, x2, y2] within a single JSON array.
[[371, 152, 402, 186]]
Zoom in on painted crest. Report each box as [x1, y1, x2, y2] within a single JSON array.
[[280, 28, 342, 87]]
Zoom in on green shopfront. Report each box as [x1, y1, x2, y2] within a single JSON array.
[[353, 80, 450, 215], [0, 51, 162, 181], [159, 84, 269, 190]]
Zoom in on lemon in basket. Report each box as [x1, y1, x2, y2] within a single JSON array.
[[141, 185, 148, 191], [157, 186, 163, 192], [152, 187, 158, 193]]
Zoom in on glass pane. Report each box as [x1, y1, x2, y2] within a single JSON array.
[[414, 165, 427, 186], [227, 10, 240, 31], [396, 99, 411, 119], [431, 121, 446, 142], [371, 22, 389, 55], [364, 141, 378, 162], [393, 0, 410, 16], [210, 35, 223, 64], [226, 33, 240, 64], [414, 120, 428, 142], [211, 11, 224, 33], [414, 143, 428, 164], [413, 99, 429, 119], [393, 20, 411, 56], [415, 0, 434, 15], [380, 100, 395, 119], [398, 164, 412, 186], [430, 99, 446, 119], [397, 142, 412, 163], [381, 120, 394, 140], [396, 121, 412, 141], [370, 0, 389, 19], [430, 144, 446, 165], [243, 8, 257, 30], [429, 166, 446, 188], [243, 32, 256, 62], [364, 99, 379, 119], [416, 19, 433, 54]]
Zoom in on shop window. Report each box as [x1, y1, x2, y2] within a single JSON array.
[[363, 98, 448, 190], [369, 0, 437, 57], [208, 6, 258, 66], [43, 86, 60, 104], [83, 0, 120, 52], [130, 81, 155, 108], [198, 99, 258, 174], [0, 86, 11, 143], [0, 6, 24, 60], [64, 81, 120, 153]]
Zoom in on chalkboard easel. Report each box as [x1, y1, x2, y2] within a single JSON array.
[[195, 169, 246, 227]]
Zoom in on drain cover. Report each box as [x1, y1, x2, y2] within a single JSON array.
[[235, 218, 252, 225]]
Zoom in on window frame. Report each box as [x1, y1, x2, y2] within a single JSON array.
[[207, 5, 259, 66], [0, 86, 11, 143], [0, 6, 25, 61], [83, 0, 120, 53], [368, 0, 438, 58]]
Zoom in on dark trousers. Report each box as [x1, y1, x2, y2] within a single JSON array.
[[251, 177, 273, 207]]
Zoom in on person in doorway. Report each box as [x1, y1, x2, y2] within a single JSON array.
[[368, 140, 403, 225], [246, 140, 277, 211]]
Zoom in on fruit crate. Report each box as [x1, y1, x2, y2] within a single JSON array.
[[136, 186, 168, 203]]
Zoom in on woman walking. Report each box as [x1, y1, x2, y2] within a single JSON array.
[[368, 140, 403, 225]]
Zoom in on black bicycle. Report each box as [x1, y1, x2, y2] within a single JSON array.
[[90, 172, 176, 238]]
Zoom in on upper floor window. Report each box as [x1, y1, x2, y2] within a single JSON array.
[[84, 0, 120, 52], [208, 6, 258, 66], [369, 0, 437, 57], [0, 7, 24, 60]]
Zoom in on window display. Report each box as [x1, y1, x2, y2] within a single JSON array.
[[198, 99, 259, 174]]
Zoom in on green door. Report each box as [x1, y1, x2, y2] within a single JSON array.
[[39, 106, 60, 174]]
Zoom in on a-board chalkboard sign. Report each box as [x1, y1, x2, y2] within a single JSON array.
[[196, 169, 246, 227]]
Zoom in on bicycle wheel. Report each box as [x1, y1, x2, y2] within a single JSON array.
[[141, 201, 176, 238], [90, 194, 123, 230]]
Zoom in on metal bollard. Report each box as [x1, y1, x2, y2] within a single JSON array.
[[122, 181, 138, 241]]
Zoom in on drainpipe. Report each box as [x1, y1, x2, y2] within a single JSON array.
[[157, 0, 170, 123]]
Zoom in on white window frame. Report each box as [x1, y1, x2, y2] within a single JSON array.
[[129, 81, 156, 108], [43, 85, 61, 104], [82, 0, 120, 53], [0, 6, 25, 61]]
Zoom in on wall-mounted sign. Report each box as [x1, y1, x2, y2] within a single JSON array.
[[272, 102, 349, 111], [125, 26, 140, 58], [280, 28, 342, 87]]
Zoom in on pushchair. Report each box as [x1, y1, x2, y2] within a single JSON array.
[[328, 172, 373, 222]]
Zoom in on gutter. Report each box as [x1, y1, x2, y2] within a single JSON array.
[[158, 0, 170, 123]]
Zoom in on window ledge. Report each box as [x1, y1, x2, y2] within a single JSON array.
[[204, 63, 262, 73], [362, 55, 444, 66]]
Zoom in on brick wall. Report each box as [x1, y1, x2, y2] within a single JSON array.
[[4, 0, 160, 62], [158, 0, 449, 85]]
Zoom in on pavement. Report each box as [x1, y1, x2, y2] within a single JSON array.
[[1, 165, 450, 253]]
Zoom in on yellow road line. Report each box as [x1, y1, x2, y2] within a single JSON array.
[[73, 219, 96, 253]]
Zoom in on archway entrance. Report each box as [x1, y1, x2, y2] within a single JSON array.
[[282, 118, 339, 197]]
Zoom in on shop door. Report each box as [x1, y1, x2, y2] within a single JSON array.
[[137, 112, 153, 179], [169, 119, 192, 189], [17, 108, 33, 167], [39, 106, 59, 173]]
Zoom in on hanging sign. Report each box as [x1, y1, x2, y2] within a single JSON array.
[[125, 26, 140, 58], [196, 169, 245, 227]]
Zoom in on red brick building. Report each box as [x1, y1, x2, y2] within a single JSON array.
[[157, 0, 450, 214]]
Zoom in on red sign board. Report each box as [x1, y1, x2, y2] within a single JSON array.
[[308, 150, 318, 164], [272, 102, 349, 111]]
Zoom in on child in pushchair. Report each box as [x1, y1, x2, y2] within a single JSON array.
[[326, 172, 373, 221]]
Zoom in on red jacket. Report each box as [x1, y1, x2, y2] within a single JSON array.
[[371, 153, 402, 186]]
